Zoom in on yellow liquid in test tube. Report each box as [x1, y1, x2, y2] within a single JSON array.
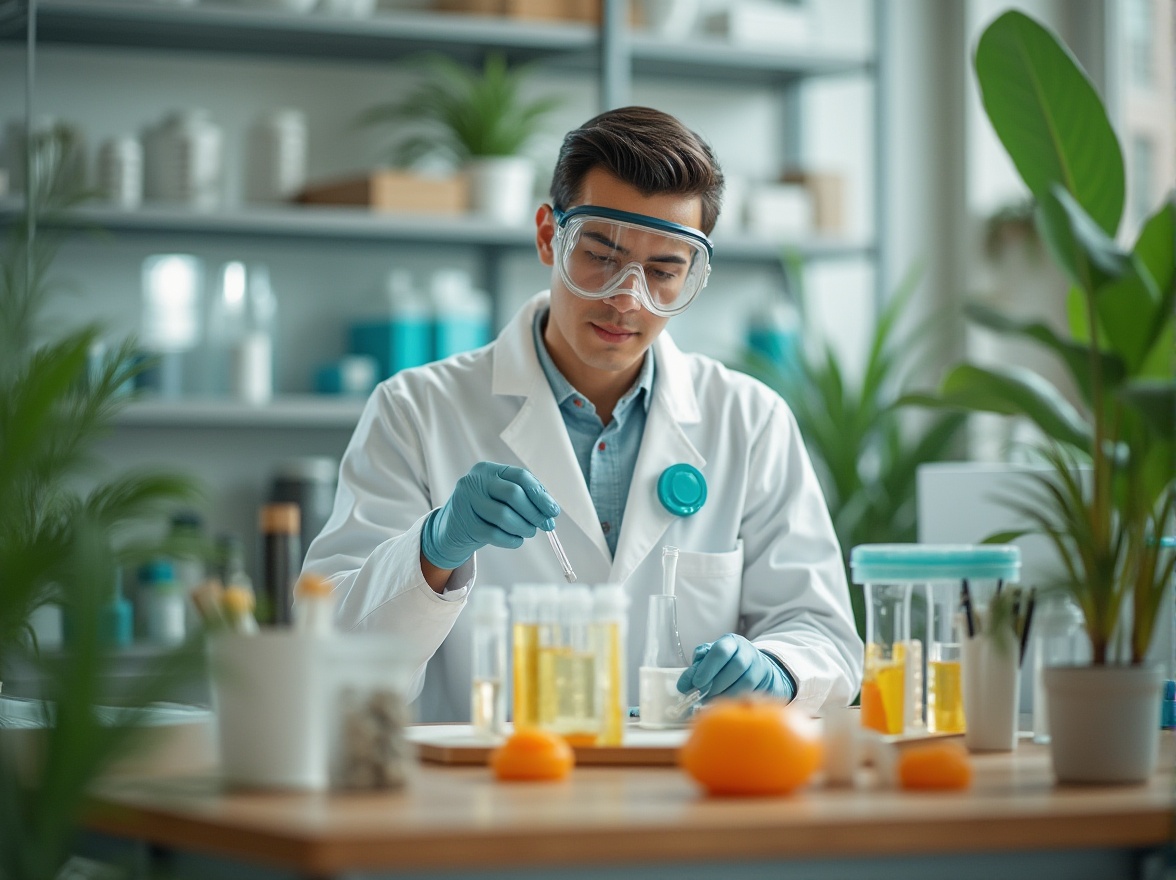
[[927, 659, 965, 733], [552, 650, 598, 746], [537, 644, 567, 727], [512, 623, 539, 728], [861, 643, 906, 735], [596, 621, 624, 747]]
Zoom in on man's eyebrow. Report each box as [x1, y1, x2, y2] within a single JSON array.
[[584, 230, 627, 254], [584, 231, 689, 265]]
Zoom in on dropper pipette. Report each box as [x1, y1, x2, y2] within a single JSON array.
[[546, 528, 577, 583]]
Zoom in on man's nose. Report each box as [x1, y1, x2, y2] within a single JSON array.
[[606, 269, 644, 313]]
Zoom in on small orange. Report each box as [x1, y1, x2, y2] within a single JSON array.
[[679, 695, 823, 796], [898, 741, 972, 790], [490, 728, 574, 782]]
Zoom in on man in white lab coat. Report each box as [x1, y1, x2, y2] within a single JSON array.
[[304, 106, 862, 721]]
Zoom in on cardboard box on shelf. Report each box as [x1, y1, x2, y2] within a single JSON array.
[[782, 170, 845, 234], [435, 0, 600, 22], [744, 182, 812, 238], [297, 170, 468, 215], [702, 0, 810, 48]]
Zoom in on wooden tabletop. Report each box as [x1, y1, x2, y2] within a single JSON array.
[[84, 736, 1176, 877]]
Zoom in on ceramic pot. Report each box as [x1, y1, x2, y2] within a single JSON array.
[[466, 156, 536, 226], [1044, 664, 1163, 784]]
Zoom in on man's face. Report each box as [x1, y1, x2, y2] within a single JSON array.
[[535, 168, 704, 382]]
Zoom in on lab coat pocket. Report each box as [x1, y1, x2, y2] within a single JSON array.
[[673, 540, 744, 657]]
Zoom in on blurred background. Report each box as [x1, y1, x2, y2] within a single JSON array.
[[0, 0, 1171, 643]]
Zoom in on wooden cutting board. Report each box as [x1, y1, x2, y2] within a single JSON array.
[[407, 723, 690, 766]]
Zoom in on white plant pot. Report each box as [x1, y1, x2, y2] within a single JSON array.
[[466, 156, 536, 226], [1044, 664, 1163, 784]]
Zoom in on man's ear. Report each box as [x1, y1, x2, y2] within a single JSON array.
[[535, 203, 556, 267]]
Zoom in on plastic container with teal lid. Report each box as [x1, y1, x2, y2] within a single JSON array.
[[850, 544, 1021, 737]]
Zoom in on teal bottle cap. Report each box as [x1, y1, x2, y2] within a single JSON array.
[[657, 464, 707, 517], [849, 543, 1021, 583]]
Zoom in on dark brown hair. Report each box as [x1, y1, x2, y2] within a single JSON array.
[[549, 106, 724, 235]]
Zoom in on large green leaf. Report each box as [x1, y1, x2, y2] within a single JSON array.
[[1118, 379, 1176, 441], [1107, 199, 1176, 376], [1038, 186, 1138, 294], [904, 362, 1091, 451], [975, 10, 1125, 236], [964, 301, 1126, 402]]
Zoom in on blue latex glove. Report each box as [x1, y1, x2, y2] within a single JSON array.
[[421, 462, 560, 570], [677, 633, 795, 702]]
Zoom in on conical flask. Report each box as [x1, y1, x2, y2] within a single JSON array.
[[643, 593, 688, 668], [638, 547, 691, 729]]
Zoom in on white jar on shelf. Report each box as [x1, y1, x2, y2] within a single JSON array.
[[146, 109, 224, 210], [96, 135, 143, 209], [245, 109, 307, 205]]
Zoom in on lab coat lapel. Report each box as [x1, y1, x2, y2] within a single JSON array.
[[494, 293, 612, 566], [610, 332, 705, 586]]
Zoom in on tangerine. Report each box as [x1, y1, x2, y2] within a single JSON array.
[[490, 728, 574, 782], [897, 740, 972, 790], [679, 695, 823, 796]]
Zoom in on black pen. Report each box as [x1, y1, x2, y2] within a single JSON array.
[[960, 578, 976, 638], [1018, 587, 1037, 667]]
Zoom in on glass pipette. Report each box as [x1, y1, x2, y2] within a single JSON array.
[[546, 528, 577, 583]]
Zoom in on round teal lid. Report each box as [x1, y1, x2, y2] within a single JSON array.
[[657, 464, 707, 517], [849, 543, 1020, 583]]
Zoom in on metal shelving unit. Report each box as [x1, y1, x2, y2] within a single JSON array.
[[0, 199, 871, 265], [114, 395, 367, 429]]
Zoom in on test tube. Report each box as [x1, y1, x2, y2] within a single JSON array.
[[509, 584, 542, 729], [593, 584, 629, 747], [546, 529, 577, 583], [470, 586, 507, 739]]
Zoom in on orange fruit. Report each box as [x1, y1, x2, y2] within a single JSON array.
[[679, 695, 823, 796], [490, 728, 574, 782], [898, 741, 972, 790]]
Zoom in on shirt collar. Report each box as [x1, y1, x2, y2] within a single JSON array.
[[532, 308, 654, 418]]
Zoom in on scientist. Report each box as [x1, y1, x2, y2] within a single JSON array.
[[304, 106, 862, 720]]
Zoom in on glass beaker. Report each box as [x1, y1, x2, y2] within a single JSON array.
[[925, 582, 965, 734], [861, 581, 912, 735]]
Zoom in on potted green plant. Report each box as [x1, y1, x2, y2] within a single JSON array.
[[358, 53, 562, 226], [906, 11, 1174, 784]]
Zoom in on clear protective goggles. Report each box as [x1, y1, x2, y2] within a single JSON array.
[[551, 205, 713, 318]]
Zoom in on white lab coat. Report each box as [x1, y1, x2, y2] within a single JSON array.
[[304, 292, 862, 720]]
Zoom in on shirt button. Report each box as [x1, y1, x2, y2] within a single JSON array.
[[601, 521, 611, 534], [598, 442, 606, 451], [573, 398, 583, 407]]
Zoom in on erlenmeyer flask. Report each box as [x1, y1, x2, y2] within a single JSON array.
[[638, 592, 690, 729]]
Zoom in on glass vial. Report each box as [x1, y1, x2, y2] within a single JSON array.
[[862, 581, 913, 735], [470, 586, 508, 740], [550, 586, 598, 746], [259, 502, 301, 626], [593, 584, 629, 747], [509, 583, 547, 729]]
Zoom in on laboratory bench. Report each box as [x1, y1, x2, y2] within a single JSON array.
[[78, 734, 1176, 880]]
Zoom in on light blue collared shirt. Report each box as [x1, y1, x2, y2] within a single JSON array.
[[532, 308, 653, 558]]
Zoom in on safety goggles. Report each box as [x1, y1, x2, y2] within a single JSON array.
[[551, 205, 713, 317]]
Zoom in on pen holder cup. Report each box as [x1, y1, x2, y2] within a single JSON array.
[[961, 625, 1021, 752], [209, 632, 414, 791], [208, 630, 330, 790]]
